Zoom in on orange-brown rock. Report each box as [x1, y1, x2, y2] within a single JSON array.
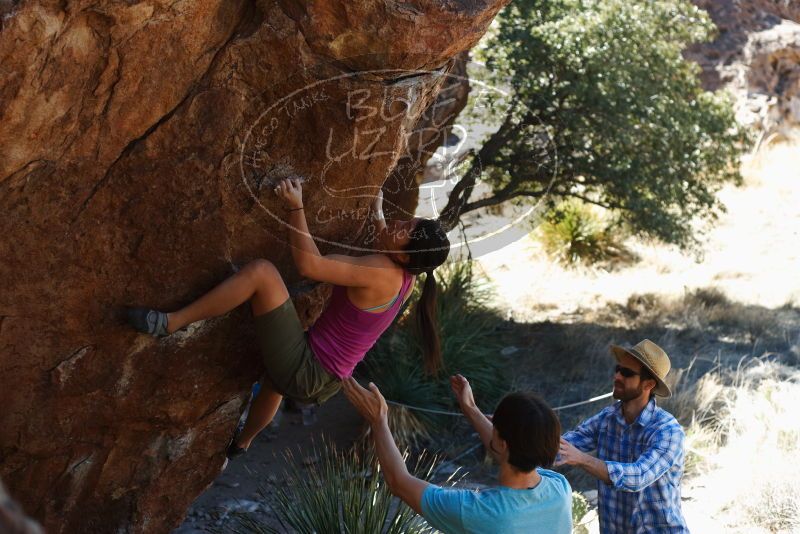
[[688, 0, 800, 131], [0, 1, 508, 532], [383, 51, 470, 219]]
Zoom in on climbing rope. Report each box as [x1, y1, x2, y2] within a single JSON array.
[[420, 390, 614, 479], [385, 391, 613, 417]]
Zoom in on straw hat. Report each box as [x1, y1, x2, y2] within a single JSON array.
[[610, 339, 672, 398]]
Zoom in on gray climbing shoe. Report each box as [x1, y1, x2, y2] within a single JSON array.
[[127, 307, 169, 337]]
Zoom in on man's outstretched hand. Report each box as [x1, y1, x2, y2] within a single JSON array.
[[450, 374, 477, 412], [555, 437, 611, 485], [555, 438, 585, 467], [342, 377, 389, 426]]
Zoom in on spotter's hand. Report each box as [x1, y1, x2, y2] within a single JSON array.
[[450, 374, 477, 411], [555, 438, 585, 467], [342, 377, 388, 426]]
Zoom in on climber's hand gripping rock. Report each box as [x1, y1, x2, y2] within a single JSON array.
[[274, 177, 303, 209]]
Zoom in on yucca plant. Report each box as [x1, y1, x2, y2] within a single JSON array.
[[537, 200, 632, 267], [361, 261, 508, 448], [224, 442, 445, 534], [571, 492, 593, 534]]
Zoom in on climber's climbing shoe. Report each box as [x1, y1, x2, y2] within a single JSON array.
[[127, 307, 169, 337], [226, 440, 247, 460], [225, 424, 248, 460]]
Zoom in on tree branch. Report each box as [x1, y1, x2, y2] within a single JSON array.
[[460, 189, 547, 215], [440, 100, 520, 230], [563, 191, 624, 211]]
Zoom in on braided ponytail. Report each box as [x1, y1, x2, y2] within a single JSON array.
[[403, 219, 450, 375]]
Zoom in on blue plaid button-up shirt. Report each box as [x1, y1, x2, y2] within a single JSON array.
[[563, 399, 689, 533]]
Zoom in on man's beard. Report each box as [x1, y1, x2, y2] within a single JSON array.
[[613, 381, 645, 402]]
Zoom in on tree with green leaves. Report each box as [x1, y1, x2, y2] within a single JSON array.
[[440, 0, 747, 248]]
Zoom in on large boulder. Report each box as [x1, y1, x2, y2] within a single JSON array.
[[383, 51, 471, 220], [0, 1, 507, 532], [687, 0, 800, 132]]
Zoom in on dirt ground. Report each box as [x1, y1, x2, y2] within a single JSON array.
[[171, 393, 509, 533], [172, 395, 363, 533]]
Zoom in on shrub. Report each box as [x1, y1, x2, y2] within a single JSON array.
[[225, 443, 447, 534], [537, 200, 632, 266], [571, 492, 593, 534]]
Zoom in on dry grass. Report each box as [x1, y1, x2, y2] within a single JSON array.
[[509, 285, 798, 413], [613, 288, 790, 349], [499, 284, 800, 517], [681, 360, 800, 532]]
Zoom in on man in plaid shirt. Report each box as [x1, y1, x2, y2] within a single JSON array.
[[557, 339, 689, 533]]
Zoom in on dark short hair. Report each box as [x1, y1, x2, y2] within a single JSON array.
[[492, 392, 561, 472], [639, 365, 654, 381], [639, 365, 657, 399]]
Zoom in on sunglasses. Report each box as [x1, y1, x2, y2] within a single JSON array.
[[614, 364, 641, 378]]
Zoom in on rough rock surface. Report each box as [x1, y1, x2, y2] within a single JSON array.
[[383, 51, 470, 220], [0, 1, 507, 532], [687, 0, 800, 132]]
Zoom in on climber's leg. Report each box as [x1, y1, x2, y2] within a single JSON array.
[[235, 386, 284, 450], [166, 260, 289, 333]]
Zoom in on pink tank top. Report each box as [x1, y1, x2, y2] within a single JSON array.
[[308, 270, 414, 379]]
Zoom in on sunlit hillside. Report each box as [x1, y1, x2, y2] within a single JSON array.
[[476, 136, 800, 320]]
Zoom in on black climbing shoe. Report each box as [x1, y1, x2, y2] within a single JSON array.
[[226, 440, 247, 460], [127, 307, 169, 337]]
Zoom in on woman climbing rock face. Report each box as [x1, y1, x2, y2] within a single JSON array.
[[127, 177, 450, 457]]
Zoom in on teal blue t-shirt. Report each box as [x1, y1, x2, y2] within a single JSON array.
[[420, 468, 572, 534]]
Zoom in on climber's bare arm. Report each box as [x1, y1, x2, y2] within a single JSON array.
[[276, 178, 395, 288], [372, 189, 387, 233], [273, 177, 321, 263], [302, 253, 405, 287]]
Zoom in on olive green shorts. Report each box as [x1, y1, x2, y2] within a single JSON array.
[[254, 298, 341, 405]]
